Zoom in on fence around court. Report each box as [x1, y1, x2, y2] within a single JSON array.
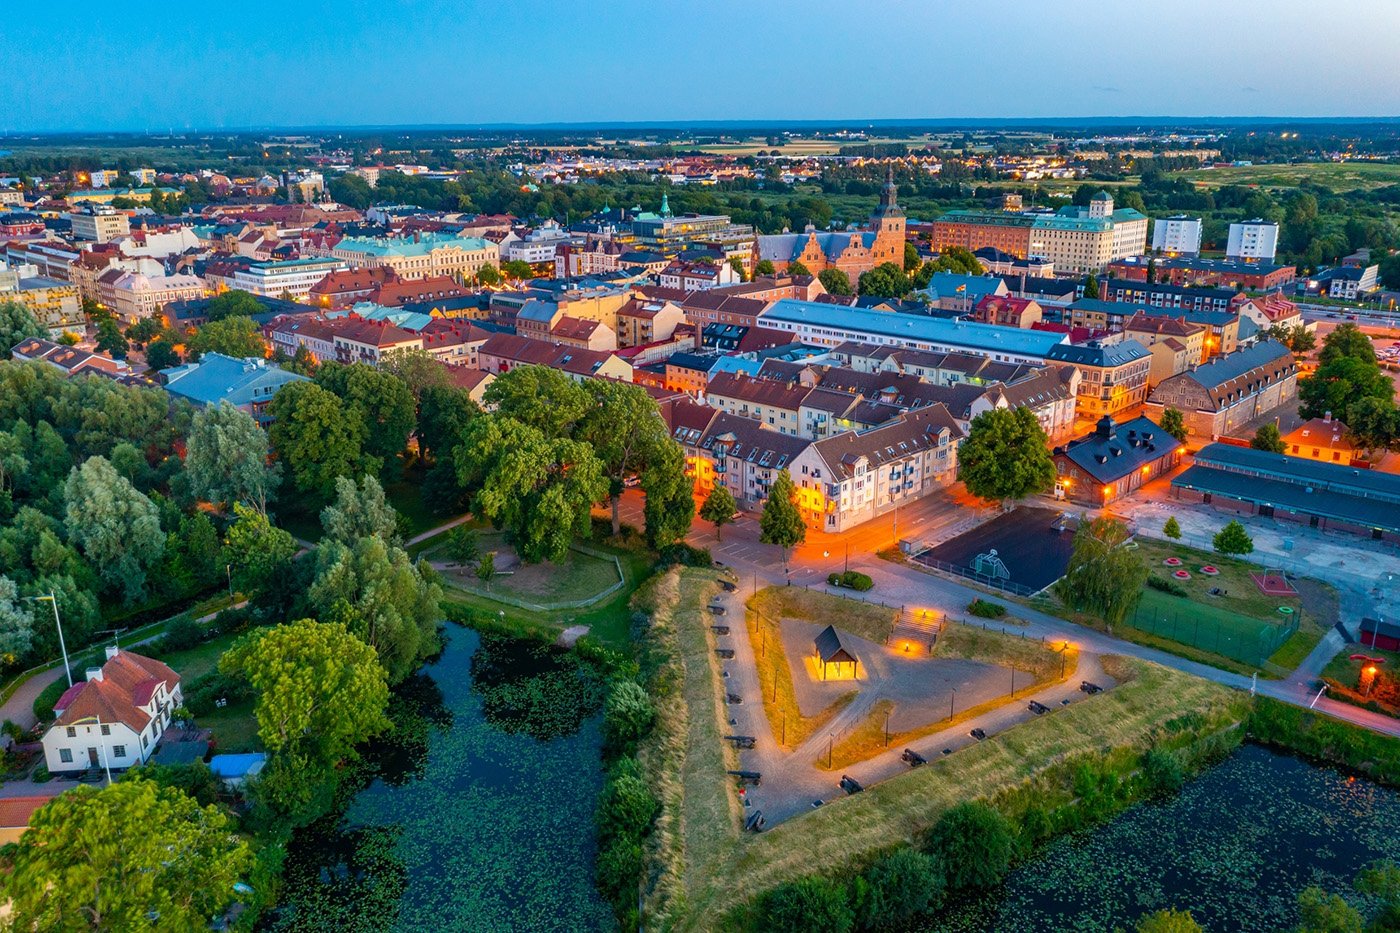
[[1128, 589, 1300, 668], [904, 554, 1043, 598]]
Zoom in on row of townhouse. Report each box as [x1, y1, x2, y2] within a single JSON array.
[[668, 398, 963, 533]]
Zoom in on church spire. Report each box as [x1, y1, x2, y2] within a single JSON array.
[[873, 165, 903, 220]]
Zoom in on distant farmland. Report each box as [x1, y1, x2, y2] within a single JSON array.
[[1179, 161, 1400, 193]]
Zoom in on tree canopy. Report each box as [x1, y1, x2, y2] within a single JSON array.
[[0, 301, 44, 352], [1053, 516, 1146, 631], [958, 407, 1055, 502], [64, 456, 165, 603], [184, 401, 280, 515], [320, 474, 400, 545], [759, 469, 806, 555], [187, 316, 266, 361], [314, 362, 417, 463], [268, 381, 372, 499]]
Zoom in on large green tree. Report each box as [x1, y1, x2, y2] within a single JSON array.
[[818, 268, 853, 296], [759, 469, 806, 562], [1159, 407, 1188, 443], [307, 535, 441, 683], [483, 365, 592, 439], [958, 407, 1055, 502], [455, 416, 608, 563], [577, 379, 673, 535], [184, 401, 280, 515], [0, 300, 44, 351], [1346, 396, 1400, 456], [1250, 422, 1286, 453], [699, 484, 738, 540], [187, 316, 266, 361], [640, 439, 695, 548], [220, 618, 390, 761], [320, 474, 400, 545], [204, 289, 264, 321], [1299, 355, 1393, 421], [268, 381, 371, 499], [1, 778, 253, 930], [63, 456, 165, 603], [1053, 516, 1146, 632], [314, 363, 417, 463], [0, 575, 36, 666], [222, 501, 298, 595], [924, 802, 1015, 893], [857, 261, 911, 298]]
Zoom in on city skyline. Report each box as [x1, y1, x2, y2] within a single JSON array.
[[5, 0, 1400, 131]]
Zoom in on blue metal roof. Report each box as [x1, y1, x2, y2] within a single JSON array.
[[161, 353, 308, 408], [761, 299, 1066, 358]]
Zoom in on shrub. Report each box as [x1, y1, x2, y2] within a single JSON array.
[[157, 616, 206, 653], [761, 877, 854, 933], [655, 542, 712, 569], [595, 834, 644, 904], [924, 802, 1015, 893], [1135, 908, 1204, 932], [855, 847, 945, 928], [594, 759, 660, 847], [967, 598, 1007, 618], [1141, 747, 1185, 799], [1163, 516, 1182, 540], [603, 679, 656, 752], [1146, 574, 1189, 598], [828, 571, 874, 591], [183, 671, 254, 717]]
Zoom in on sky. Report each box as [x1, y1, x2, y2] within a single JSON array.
[[3, 0, 1399, 132]]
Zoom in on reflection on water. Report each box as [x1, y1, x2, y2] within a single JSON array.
[[274, 627, 613, 932], [931, 744, 1400, 932]]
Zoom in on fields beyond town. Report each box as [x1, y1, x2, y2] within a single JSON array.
[[1178, 161, 1400, 192]]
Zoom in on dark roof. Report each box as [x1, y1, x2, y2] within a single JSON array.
[[1056, 415, 1177, 483], [1173, 463, 1400, 534], [1190, 443, 1400, 504], [1152, 340, 1294, 409], [1046, 339, 1150, 368], [814, 625, 857, 664]]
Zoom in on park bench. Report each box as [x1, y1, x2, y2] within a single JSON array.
[[745, 810, 766, 832], [1080, 681, 1103, 695], [724, 735, 756, 749], [728, 770, 761, 786], [969, 727, 987, 740], [901, 748, 927, 767], [719, 580, 737, 592], [715, 648, 735, 659], [707, 605, 727, 616], [710, 624, 730, 635], [726, 693, 743, 705], [839, 775, 864, 795], [1028, 700, 1049, 715]]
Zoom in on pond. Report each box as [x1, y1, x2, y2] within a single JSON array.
[[271, 626, 614, 932], [931, 744, 1400, 932]]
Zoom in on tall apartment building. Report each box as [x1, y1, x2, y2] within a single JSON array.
[[1150, 215, 1203, 256], [1226, 220, 1279, 262], [68, 205, 131, 243], [931, 192, 1148, 274]]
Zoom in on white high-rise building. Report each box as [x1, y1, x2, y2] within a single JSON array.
[[1151, 215, 1202, 256], [1227, 219, 1279, 261]]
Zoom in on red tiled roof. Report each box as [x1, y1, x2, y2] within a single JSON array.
[[54, 650, 180, 735], [0, 796, 52, 830]]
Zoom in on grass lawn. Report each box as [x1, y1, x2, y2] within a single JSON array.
[[382, 472, 440, 537], [1178, 161, 1400, 193], [439, 540, 654, 649], [824, 624, 1076, 771], [200, 700, 261, 753], [1321, 646, 1400, 717], [677, 656, 1250, 930], [748, 587, 897, 645], [431, 532, 622, 607], [638, 568, 739, 930], [1135, 538, 1301, 621]]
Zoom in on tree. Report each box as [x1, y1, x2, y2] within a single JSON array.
[[1054, 516, 1146, 632], [445, 526, 478, 565], [787, 260, 811, 277], [699, 484, 738, 541], [761, 877, 854, 933], [1251, 422, 1286, 453], [754, 259, 776, 276], [903, 240, 921, 273], [1266, 323, 1316, 355], [95, 317, 129, 359], [576, 380, 669, 534], [818, 268, 852, 296], [924, 802, 1015, 893], [1295, 886, 1363, 933], [221, 618, 389, 760], [417, 384, 478, 463], [476, 550, 495, 589], [1134, 908, 1204, 933], [856, 847, 945, 928], [314, 363, 417, 463], [640, 440, 694, 548], [603, 680, 656, 750], [144, 338, 181, 371], [175, 512, 222, 588], [483, 365, 592, 439], [759, 469, 805, 564], [501, 259, 533, 281], [728, 257, 747, 282], [320, 474, 400, 545], [2, 778, 253, 930], [0, 575, 36, 666], [1083, 273, 1100, 299], [1163, 516, 1182, 540], [1213, 519, 1254, 556], [1160, 407, 1188, 443], [268, 381, 371, 499], [203, 289, 263, 321], [1319, 323, 1377, 366], [64, 456, 165, 603], [124, 315, 162, 345], [1299, 355, 1394, 421], [222, 501, 297, 595], [0, 300, 44, 351], [455, 416, 608, 563], [184, 401, 280, 515], [288, 344, 317, 376], [475, 264, 502, 287], [186, 316, 265, 361], [1345, 396, 1399, 456], [958, 407, 1055, 502], [857, 261, 911, 298], [381, 347, 451, 397], [307, 535, 442, 683]]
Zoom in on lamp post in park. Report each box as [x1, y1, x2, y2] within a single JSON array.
[[25, 592, 71, 688]]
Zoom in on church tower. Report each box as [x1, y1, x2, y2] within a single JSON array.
[[870, 166, 906, 264]]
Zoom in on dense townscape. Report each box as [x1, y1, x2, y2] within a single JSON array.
[[8, 26, 1400, 929]]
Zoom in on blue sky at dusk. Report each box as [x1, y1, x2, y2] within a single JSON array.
[[3, 0, 1398, 131]]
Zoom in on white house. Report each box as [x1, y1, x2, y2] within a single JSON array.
[[42, 647, 182, 775]]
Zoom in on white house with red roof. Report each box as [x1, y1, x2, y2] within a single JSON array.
[[42, 647, 182, 775]]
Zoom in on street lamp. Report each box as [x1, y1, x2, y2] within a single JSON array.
[[25, 592, 70, 688]]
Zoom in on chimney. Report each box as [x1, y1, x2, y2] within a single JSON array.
[[86, 666, 104, 682], [105, 645, 119, 661], [1324, 411, 1332, 423]]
